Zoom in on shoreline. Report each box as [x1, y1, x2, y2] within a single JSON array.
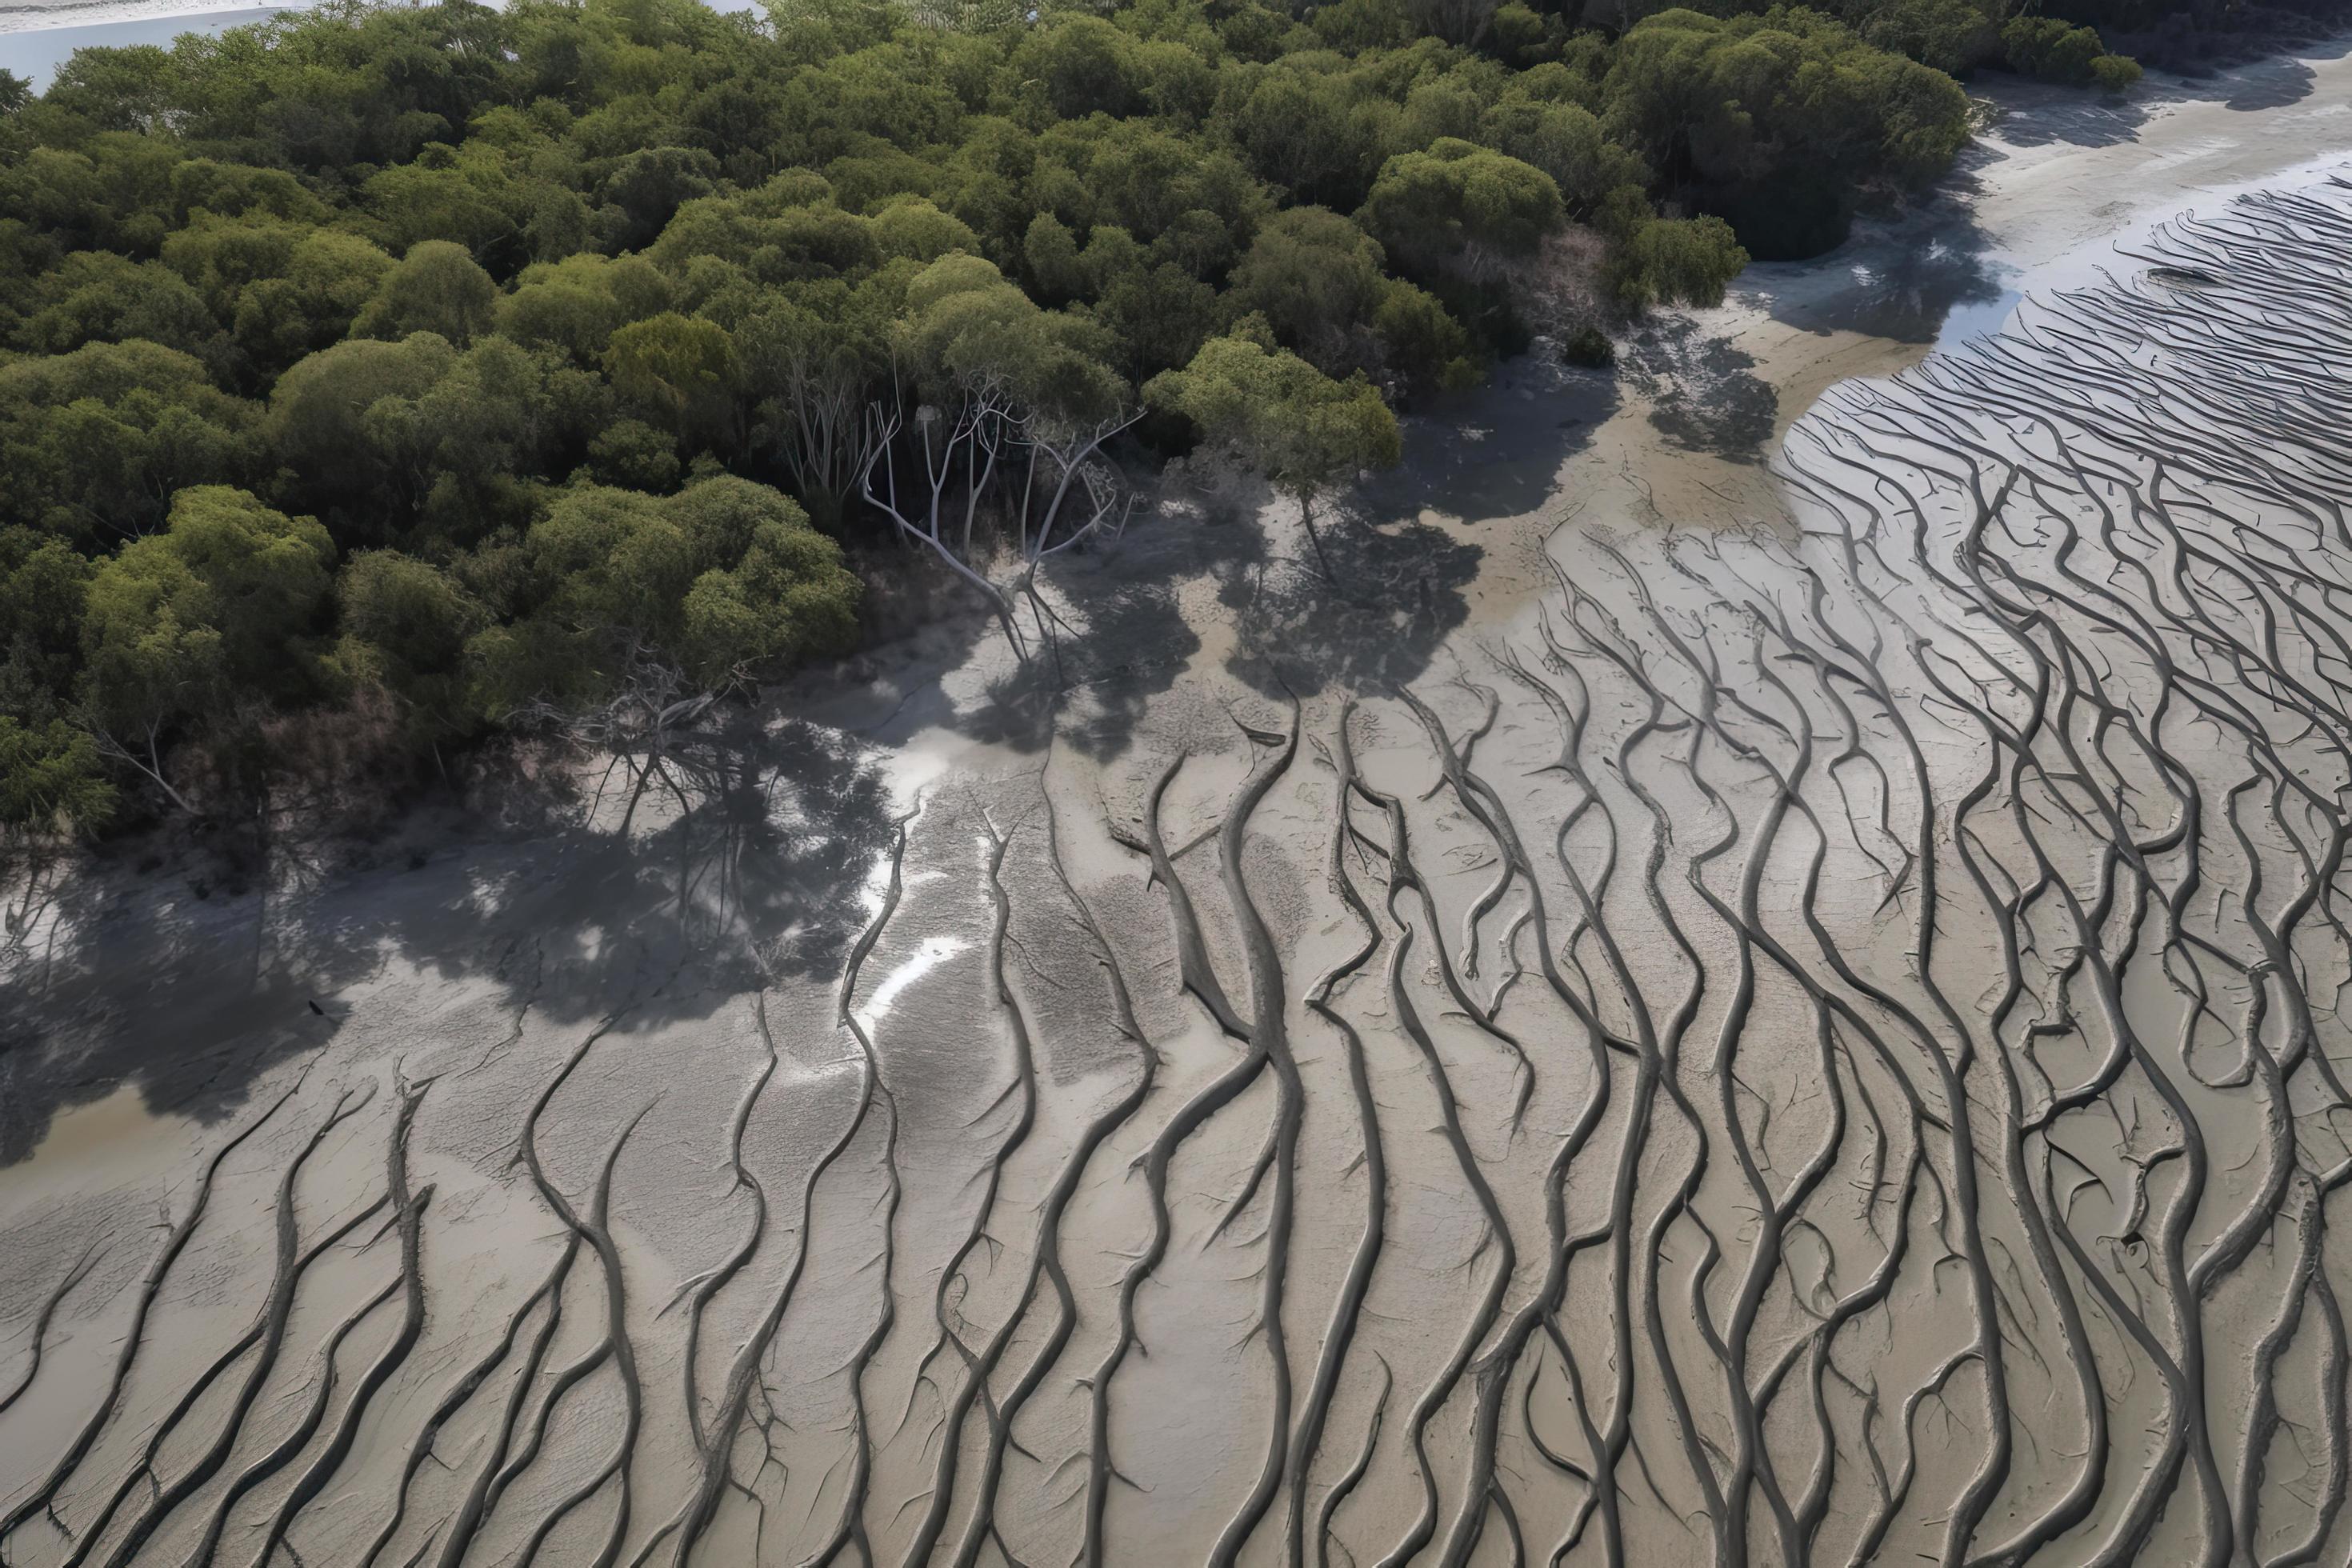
[[0, 0, 755, 36], [0, 0, 290, 36], [1566, 35, 2352, 540]]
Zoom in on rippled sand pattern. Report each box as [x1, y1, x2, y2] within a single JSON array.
[[8, 182, 2352, 1568]]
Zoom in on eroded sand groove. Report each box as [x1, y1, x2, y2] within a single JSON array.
[[9, 179, 2352, 1566]]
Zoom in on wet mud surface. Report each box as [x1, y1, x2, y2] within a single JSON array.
[[13, 77, 2352, 1568]]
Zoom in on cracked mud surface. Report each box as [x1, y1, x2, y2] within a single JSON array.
[[13, 66, 2352, 1568]]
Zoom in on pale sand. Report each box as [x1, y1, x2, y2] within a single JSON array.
[[0, 0, 290, 38]]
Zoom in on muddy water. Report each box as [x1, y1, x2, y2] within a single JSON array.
[[11, 50, 2352, 1568]]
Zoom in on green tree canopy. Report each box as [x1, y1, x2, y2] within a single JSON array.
[[270, 333, 596, 538], [900, 253, 1128, 429], [1860, 0, 1998, 75], [330, 548, 489, 745], [1476, 97, 1646, 215], [0, 0, 2087, 828], [469, 475, 860, 727], [0, 340, 262, 541], [1360, 138, 1564, 274], [354, 239, 502, 346], [0, 718, 115, 839], [12, 250, 228, 371], [1608, 213, 1750, 309], [1231, 206, 1393, 367], [0, 532, 92, 723], [1602, 8, 1970, 254], [497, 252, 675, 366], [161, 217, 394, 379], [77, 485, 334, 807], [606, 310, 738, 436], [1146, 332, 1402, 518]]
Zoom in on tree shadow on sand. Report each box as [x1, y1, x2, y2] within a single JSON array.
[[1214, 504, 1486, 699], [1971, 43, 2345, 151], [1748, 168, 2006, 346], [1214, 356, 1618, 697], [1975, 72, 2168, 150], [1357, 355, 1619, 524], [1622, 318, 1778, 461], [3, 350, 1612, 1159], [934, 353, 1615, 740], [942, 539, 1208, 762], [0, 718, 896, 1166], [2219, 54, 2316, 110]]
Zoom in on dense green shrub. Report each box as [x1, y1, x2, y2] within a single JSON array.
[[2089, 52, 2144, 92], [1858, 0, 2001, 74], [0, 0, 2107, 830], [2002, 14, 2107, 82], [1604, 9, 1970, 254]]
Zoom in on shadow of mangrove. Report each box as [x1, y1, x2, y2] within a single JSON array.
[[1620, 318, 1778, 461], [1214, 357, 1615, 697], [1974, 70, 2170, 150], [926, 351, 1614, 751], [1215, 506, 1486, 699], [1970, 38, 2341, 153], [1745, 165, 2006, 348], [2222, 53, 2317, 110], [3, 345, 1614, 1160], [0, 717, 895, 1166], [1357, 354, 1619, 523]]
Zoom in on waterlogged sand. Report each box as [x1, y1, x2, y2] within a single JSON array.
[[1561, 39, 2352, 538], [10, 46, 2352, 1568], [0, 0, 266, 35]]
